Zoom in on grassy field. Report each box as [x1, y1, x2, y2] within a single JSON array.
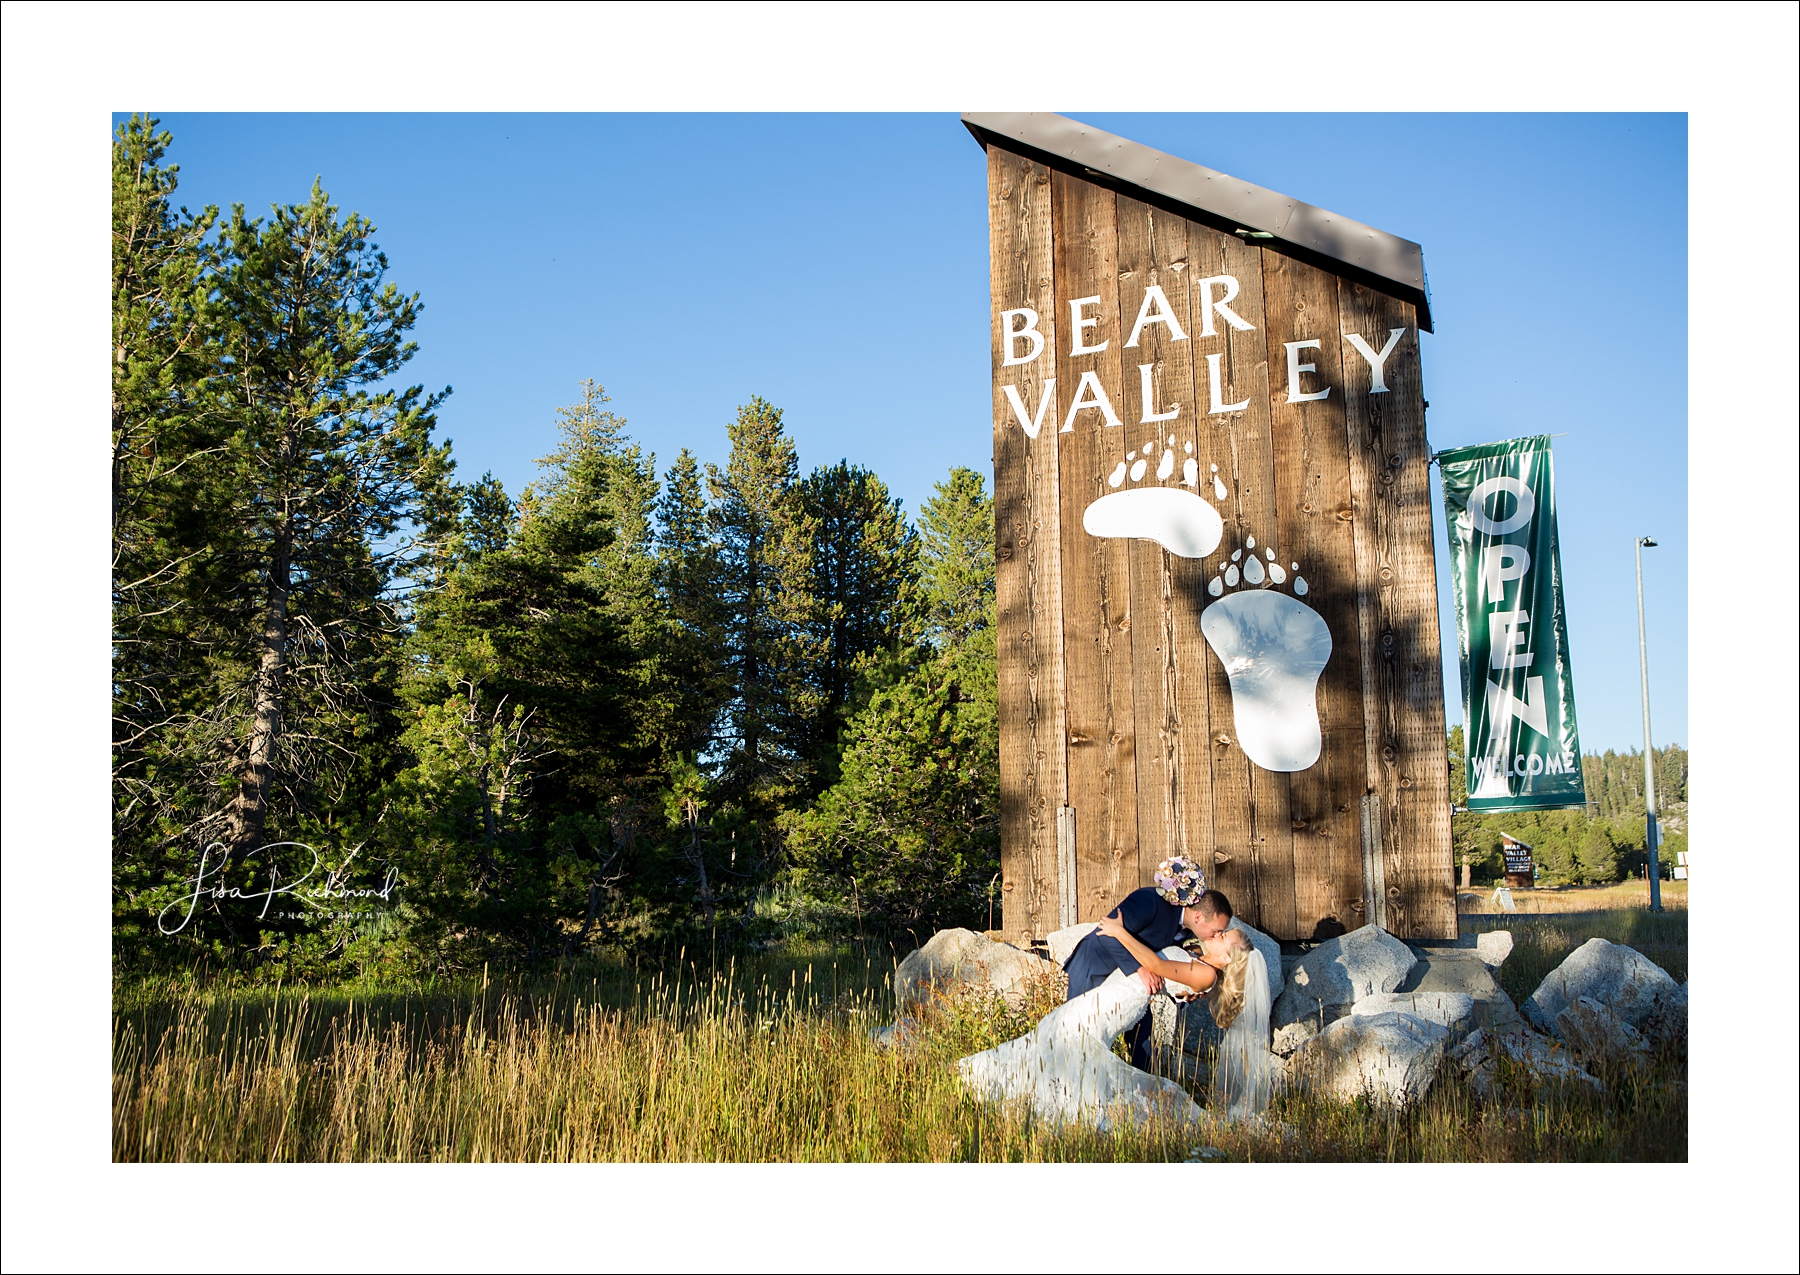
[[1459, 878, 1688, 915], [1458, 880, 1687, 1004], [113, 893, 1686, 1163]]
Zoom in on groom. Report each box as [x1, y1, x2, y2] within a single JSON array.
[[1061, 856, 1234, 1072]]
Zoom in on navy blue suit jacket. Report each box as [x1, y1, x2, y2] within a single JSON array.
[[1062, 887, 1187, 1001]]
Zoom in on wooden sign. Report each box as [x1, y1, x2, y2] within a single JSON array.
[[1501, 834, 1535, 889], [969, 113, 1456, 943]]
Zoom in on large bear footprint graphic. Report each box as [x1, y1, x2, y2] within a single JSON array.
[[1200, 538, 1330, 773], [1082, 451, 1329, 773], [1081, 438, 1224, 558]]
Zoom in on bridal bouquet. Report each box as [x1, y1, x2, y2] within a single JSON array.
[[1152, 856, 1206, 907]]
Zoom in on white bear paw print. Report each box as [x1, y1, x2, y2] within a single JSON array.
[[1081, 438, 1224, 559], [1200, 536, 1330, 773]]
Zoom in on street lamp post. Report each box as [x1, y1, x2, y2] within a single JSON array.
[[1635, 535, 1662, 912]]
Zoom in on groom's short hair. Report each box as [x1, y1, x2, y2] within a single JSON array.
[[1196, 889, 1233, 920]]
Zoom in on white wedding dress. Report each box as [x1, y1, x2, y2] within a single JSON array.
[[956, 948, 1277, 1131]]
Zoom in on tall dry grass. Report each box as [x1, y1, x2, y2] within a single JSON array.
[[1460, 878, 1688, 916], [113, 949, 1197, 1162], [1458, 881, 1687, 1004], [114, 903, 1687, 1163]]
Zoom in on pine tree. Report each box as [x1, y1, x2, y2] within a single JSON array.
[[457, 473, 514, 561], [111, 154, 455, 965], [111, 115, 220, 539], [391, 385, 674, 965], [915, 466, 994, 649], [787, 657, 1000, 927], [1576, 822, 1622, 884], [1532, 824, 1579, 885], [203, 181, 453, 873], [522, 380, 664, 668], [706, 398, 820, 825], [787, 468, 999, 928], [415, 382, 670, 800], [655, 448, 728, 759], [111, 116, 229, 961], [795, 460, 918, 784]]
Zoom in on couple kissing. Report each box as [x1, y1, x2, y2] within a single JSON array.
[[957, 857, 1276, 1129]]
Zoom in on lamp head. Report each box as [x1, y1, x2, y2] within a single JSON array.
[[1638, 536, 1658, 548]]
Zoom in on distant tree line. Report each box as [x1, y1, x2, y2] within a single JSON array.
[[1449, 727, 1688, 888], [112, 117, 997, 980]]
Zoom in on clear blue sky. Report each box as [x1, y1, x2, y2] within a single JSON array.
[[136, 111, 1687, 753]]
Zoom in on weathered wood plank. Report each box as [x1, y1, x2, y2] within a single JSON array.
[[1112, 195, 1216, 885], [987, 148, 1066, 943], [1338, 281, 1456, 940], [1262, 252, 1368, 940], [1051, 170, 1140, 920], [1188, 224, 1264, 925], [1181, 225, 1295, 937]]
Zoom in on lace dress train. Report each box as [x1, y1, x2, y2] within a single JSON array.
[[955, 968, 1205, 1131], [955, 950, 1279, 1130]]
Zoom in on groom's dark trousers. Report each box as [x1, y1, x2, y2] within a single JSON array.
[[1061, 886, 1186, 1072]]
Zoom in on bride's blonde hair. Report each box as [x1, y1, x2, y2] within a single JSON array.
[[1208, 947, 1252, 1031]]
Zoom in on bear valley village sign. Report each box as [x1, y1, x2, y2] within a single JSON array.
[[968, 112, 1456, 944]]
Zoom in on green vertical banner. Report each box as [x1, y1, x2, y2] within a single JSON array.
[[1439, 435, 1585, 812]]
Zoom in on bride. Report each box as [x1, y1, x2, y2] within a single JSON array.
[[956, 907, 1278, 1130]]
